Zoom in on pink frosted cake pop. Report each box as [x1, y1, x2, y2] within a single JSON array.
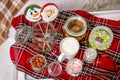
[[41, 3, 59, 22]]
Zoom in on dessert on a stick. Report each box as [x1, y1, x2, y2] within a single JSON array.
[[24, 4, 41, 22], [41, 3, 59, 22]]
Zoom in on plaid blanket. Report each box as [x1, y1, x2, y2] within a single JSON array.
[[0, 0, 28, 45], [10, 10, 120, 80]]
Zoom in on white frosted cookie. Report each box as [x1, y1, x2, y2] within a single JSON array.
[[24, 4, 41, 22], [41, 3, 59, 22]]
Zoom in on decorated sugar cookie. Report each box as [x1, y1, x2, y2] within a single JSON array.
[[41, 3, 59, 22], [24, 4, 41, 22]]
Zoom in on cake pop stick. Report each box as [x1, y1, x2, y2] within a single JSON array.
[[37, 22, 45, 36]]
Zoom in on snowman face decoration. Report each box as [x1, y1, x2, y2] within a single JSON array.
[[24, 5, 41, 22]]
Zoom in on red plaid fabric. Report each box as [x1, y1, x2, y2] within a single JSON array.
[[10, 10, 120, 80], [0, 0, 28, 45]]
